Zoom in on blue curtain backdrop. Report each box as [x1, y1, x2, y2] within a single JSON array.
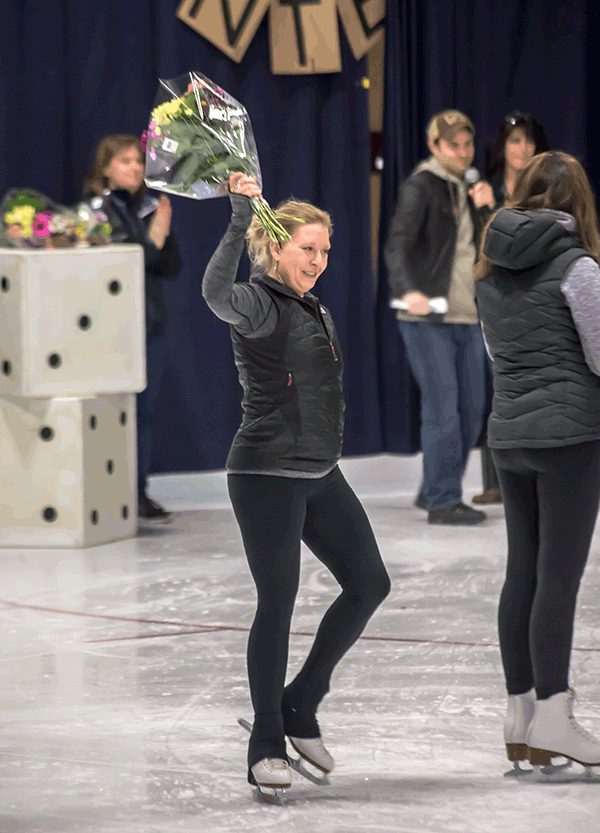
[[376, 0, 590, 453], [0, 1, 381, 473]]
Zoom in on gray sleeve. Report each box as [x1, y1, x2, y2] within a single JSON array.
[[202, 194, 278, 338], [561, 256, 600, 376]]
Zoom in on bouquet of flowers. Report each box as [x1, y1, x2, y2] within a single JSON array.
[[144, 71, 291, 244], [0, 188, 111, 249]]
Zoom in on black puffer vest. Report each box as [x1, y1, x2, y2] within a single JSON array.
[[475, 209, 600, 448], [227, 275, 345, 472]]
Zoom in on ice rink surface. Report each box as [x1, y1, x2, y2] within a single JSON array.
[[1, 452, 600, 833]]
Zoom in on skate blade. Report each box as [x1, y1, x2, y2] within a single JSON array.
[[505, 759, 600, 783], [253, 785, 287, 805], [289, 755, 331, 786]]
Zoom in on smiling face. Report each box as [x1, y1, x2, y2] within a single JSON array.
[[429, 129, 475, 176], [504, 127, 536, 173], [269, 224, 330, 296], [104, 145, 144, 193]]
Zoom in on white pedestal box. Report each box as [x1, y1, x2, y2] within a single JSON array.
[[0, 245, 146, 397], [0, 394, 137, 548]]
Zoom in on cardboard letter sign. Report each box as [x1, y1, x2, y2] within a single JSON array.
[[337, 0, 385, 60], [176, 0, 272, 63], [269, 0, 342, 74]]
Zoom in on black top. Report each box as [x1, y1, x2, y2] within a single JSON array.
[[384, 169, 490, 308], [202, 194, 345, 475], [475, 209, 600, 448]]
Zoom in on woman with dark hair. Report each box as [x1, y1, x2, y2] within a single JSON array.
[[473, 113, 550, 505], [81, 135, 181, 524], [475, 151, 600, 773], [485, 111, 550, 207]]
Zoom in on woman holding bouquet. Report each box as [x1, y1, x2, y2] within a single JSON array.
[[81, 135, 181, 525], [203, 172, 390, 791]]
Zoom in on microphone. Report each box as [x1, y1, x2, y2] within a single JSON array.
[[390, 297, 449, 314], [464, 167, 480, 187]]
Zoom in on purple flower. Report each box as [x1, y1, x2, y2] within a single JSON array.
[[141, 130, 148, 151]]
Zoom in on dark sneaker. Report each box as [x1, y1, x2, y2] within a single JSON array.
[[414, 492, 428, 510], [428, 503, 486, 525], [138, 495, 174, 524], [472, 487, 503, 504]]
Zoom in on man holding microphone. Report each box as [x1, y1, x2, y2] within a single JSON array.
[[385, 110, 494, 524]]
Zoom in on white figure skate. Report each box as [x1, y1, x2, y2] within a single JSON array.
[[249, 757, 291, 804], [288, 735, 334, 783], [503, 689, 536, 777], [525, 689, 600, 781], [238, 718, 331, 791]]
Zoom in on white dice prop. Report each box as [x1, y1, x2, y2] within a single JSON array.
[[0, 394, 137, 548], [0, 245, 146, 397]]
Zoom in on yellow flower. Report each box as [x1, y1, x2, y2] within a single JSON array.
[[151, 97, 186, 126], [5, 205, 35, 236]]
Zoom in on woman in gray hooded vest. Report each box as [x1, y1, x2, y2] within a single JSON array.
[[475, 152, 600, 774]]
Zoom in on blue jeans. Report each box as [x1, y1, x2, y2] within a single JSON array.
[[398, 321, 486, 509], [137, 328, 167, 496]]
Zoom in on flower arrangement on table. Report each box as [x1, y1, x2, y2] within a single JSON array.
[[0, 189, 111, 249], [143, 71, 291, 244]]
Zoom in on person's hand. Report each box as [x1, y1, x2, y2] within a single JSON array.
[[228, 173, 262, 199], [148, 195, 172, 249], [402, 291, 431, 315], [469, 181, 495, 210]]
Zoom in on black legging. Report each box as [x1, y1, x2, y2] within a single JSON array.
[[493, 440, 600, 700], [227, 466, 391, 770]]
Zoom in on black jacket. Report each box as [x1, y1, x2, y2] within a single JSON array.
[[84, 190, 181, 334], [227, 275, 345, 473], [385, 169, 490, 306], [475, 209, 600, 448]]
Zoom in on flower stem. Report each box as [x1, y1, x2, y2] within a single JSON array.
[[250, 196, 291, 245]]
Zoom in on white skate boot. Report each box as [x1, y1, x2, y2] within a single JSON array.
[[288, 735, 334, 774], [503, 689, 536, 775], [249, 758, 291, 803], [527, 689, 600, 777]]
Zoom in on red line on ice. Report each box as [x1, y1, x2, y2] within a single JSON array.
[[1, 597, 598, 651]]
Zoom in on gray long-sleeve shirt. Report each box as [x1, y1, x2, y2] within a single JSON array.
[[202, 194, 279, 338]]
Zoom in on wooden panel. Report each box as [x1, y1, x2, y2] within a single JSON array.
[[337, 0, 385, 60], [269, 0, 341, 75], [176, 0, 271, 63]]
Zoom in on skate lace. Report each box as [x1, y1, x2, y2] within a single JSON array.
[[566, 689, 600, 746], [264, 759, 290, 773]]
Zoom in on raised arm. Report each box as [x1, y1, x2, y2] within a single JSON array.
[[202, 173, 277, 337]]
